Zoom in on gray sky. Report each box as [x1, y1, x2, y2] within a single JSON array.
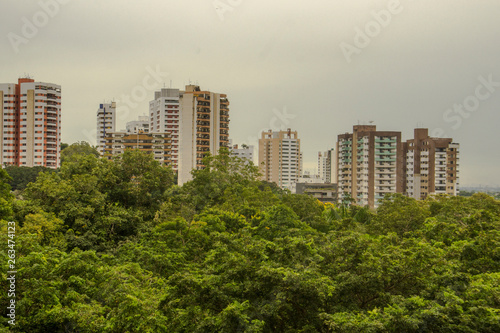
[[2, 0, 499, 186]]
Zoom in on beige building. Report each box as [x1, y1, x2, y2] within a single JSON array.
[[177, 85, 230, 185], [259, 129, 301, 192], [404, 128, 460, 199], [103, 132, 171, 166], [150, 85, 229, 185], [0, 78, 61, 168]]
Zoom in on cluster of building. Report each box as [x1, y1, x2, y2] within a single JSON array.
[[260, 125, 460, 208], [97, 84, 232, 185], [0, 77, 460, 208]]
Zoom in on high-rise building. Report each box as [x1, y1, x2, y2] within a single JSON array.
[[103, 132, 171, 166], [259, 129, 301, 192], [404, 128, 460, 199], [337, 125, 404, 208], [126, 115, 149, 134], [318, 148, 336, 183], [149, 88, 181, 170], [0, 78, 61, 168], [96, 102, 116, 156], [150, 85, 229, 185]]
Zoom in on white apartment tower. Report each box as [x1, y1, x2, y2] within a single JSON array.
[[229, 140, 254, 164], [318, 148, 336, 183], [259, 129, 301, 193], [126, 115, 149, 134], [96, 102, 116, 156], [149, 88, 181, 171], [1, 78, 61, 168]]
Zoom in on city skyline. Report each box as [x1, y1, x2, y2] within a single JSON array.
[[2, 0, 499, 186]]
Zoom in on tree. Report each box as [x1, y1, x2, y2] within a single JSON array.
[[60, 141, 99, 164], [4, 165, 53, 191]]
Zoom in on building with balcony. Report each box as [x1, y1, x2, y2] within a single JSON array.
[[97, 102, 116, 156], [259, 129, 301, 193], [296, 182, 338, 204], [103, 132, 171, 166], [149, 85, 229, 185], [337, 125, 404, 208], [0, 78, 61, 168], [318, 148, 336, 183], [404, 128, 459, 199], [126, 115, 149, 134]]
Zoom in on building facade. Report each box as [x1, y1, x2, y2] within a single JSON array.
[[404, 128, 460, 199], [150, 85, 229, 185], [259, 129, 301, 192], [126, 115, 149, 134], [228, 140, 254, 164], [103, 132, 171, 166], [96, 102, 116, 156], [318, 148, 336, 183], [296, 182, 338, 204], [149, 88, 181, 170], [337, 125, 404, 208], [0, 78, 61, 168]]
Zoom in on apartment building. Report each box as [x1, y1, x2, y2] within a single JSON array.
[[96, 102, 116, 156], [259, 129, 301, 192], [126, 115, 149, 134], [337, 125, 404, 208], [318, 148, 336, 183], [103, 132, 171, 166], [228, 140, 254, 164], [150, 85, 229, 185], [404, 128, 460, 199], [149, 88, 180, 170], [0, 78, 61, 168]]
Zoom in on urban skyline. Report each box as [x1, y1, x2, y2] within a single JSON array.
[[2, 0, 499, 186]]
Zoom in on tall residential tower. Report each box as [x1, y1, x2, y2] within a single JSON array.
[[404, 128, 460, 199], [96, 102, 116, 156], [337, 125, 404, 208], [259, 129, 301, 192], [0, 78, 61, 168]]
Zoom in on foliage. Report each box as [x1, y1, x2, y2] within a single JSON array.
[[4, 165, 53, 191], [60, 141, 99, 165], [0, 151, 499, 332]]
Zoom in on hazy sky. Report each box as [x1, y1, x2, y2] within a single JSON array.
[[2, 0, 499, 186]]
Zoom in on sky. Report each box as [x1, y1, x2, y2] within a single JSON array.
[[1, 0, 499, 186]]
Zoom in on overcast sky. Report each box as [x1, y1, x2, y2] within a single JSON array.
[[2, 0, 499, 186]]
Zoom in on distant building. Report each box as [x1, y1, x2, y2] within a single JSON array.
[[103, 132, 171, 166], [228, 139, 254, 164], [404, 128, 460, 199], [337, 125, 404, 208], [296, 182, 338, 204], [336, 125, 460, 208], [126, 115, 149, 134], [0, 78, 61, 168], [318, 149, 336, 183], [259, 129, 301, 193], [298, 171, 324, 184], [97, 102, 116, 156], [149, 88, 181, 170]]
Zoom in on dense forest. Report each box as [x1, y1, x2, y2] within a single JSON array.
[[1, 144, 499, 332]]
